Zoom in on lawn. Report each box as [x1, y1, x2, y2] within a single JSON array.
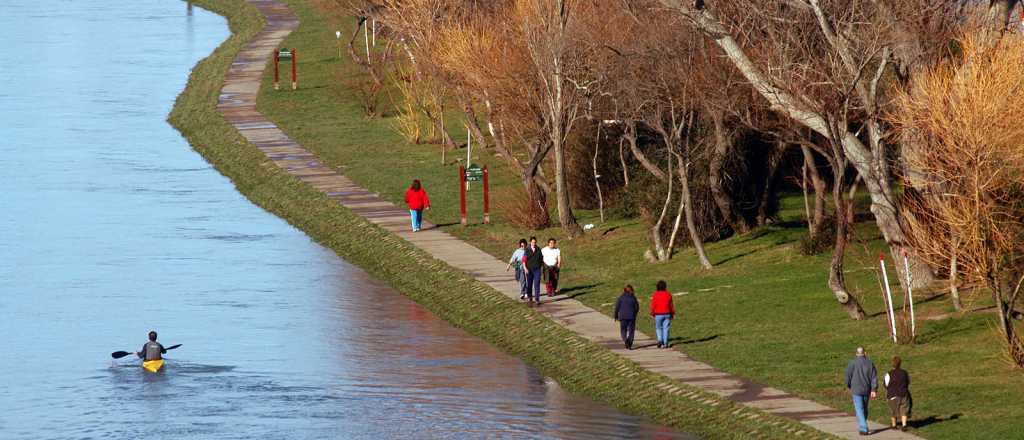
[[256, 2, 1024, 438]]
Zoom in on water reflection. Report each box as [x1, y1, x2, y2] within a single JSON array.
[[0, 1, 693, 438]]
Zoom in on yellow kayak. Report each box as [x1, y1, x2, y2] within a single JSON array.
[[142, 359, 164, 373]]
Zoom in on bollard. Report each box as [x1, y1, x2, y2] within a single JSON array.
[[459, 166, 467, 226], [483, 166, 490, 224]]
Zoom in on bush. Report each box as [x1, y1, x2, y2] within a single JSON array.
[[495, 186, 551, 230], [797, 217, 836, 256]]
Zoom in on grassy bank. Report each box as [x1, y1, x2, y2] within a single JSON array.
[[168, 0, 822, 438], [251, 1, 1024, 439]]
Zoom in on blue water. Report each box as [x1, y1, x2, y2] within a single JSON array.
[[0, 1, 690, 439]]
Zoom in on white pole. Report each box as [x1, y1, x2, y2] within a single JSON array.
[[880, 254, 898, 343], [372, 19, 376, 46], [904, 254, 916, 338], [363, 19, 370, 60], [466, 126, 472, 190], [335, 31, 341, 59]]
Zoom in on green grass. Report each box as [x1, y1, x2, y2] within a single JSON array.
[[168, 0, 829, 438], [251, 1, 1024, 439]]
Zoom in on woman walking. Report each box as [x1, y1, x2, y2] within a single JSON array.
[[614, 285, 640, 350], [885, 356, 912, 432], [403, 179, 430, 232], [650, 280, 675, 348], [506, 239, 529, 300]]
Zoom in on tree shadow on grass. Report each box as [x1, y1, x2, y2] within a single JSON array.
[[909, 413, 962, 429]]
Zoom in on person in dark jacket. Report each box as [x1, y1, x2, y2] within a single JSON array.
[[649, 280, 675, 348], [613, 285, 640, 349], [844, 347, 878, 436], [885, 356, 911, 431], [404, 179, 430, 232], [136, 331, 166, 361], [522, 237, 544, 305]]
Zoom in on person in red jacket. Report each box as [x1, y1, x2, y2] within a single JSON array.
[[404, 179, 430, 232], [650, 280, 675, 348]]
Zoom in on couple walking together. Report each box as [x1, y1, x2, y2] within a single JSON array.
[[845, 347, 913, 435], [506, 237, 561, 305], [614, 281, 675, 350]]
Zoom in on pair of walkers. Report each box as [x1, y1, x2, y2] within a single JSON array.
[[506, 237, 561, 305], [613, 281, 675, 350], [844, 347, 913, 435]]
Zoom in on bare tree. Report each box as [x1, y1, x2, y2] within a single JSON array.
[[655, 0, 964, 289], [515, 0, 588, 237]]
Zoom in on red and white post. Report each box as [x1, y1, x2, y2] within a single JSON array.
[[482, 166, 490, 224], [459, 166, 467, 226]]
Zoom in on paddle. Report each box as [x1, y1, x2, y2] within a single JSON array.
[[111, 344, 181, 359]]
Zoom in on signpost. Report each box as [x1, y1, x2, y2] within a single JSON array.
[[274, 48, 297, 90], [459, 164, 490, 226]]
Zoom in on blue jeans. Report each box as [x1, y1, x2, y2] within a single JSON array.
[[526, 267, 542, 302], [409, 209, 422, 231], [654, 314, 672, 346], [852, 394, 870, 433], [515, 267, 528, 295]]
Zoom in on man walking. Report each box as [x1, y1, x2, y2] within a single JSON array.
[[541, 238, 561, 296], [523, 237, 544, 305], [613, 285, 639, 349], [845, 346, 879, 436]]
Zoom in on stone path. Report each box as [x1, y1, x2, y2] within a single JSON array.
[[215, 1, 923, 438]]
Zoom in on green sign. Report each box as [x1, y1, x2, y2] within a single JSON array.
[[278, 49, 293, 60], [465, 164, 484, 182]]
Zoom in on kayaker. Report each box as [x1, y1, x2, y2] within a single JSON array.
[[136, 331, 166, 361]]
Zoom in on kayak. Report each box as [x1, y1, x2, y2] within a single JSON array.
[[142, 359, 164, 373]]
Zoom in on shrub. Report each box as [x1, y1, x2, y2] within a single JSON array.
[[495, 186, 551, 230]]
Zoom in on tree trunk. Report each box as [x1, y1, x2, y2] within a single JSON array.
[[988, 0, 1021, 32], [756, 141, 786, 227], [801, 145, 827, 236], [993, 287, 1024, 368], [462, 99, 489, 150], [678, 155, 713, 269], [829, 169, 867, 320], [650, 158, 675, 261], [949, 244, 963, 312], [709, 113, 750, 234], [626, 119, 667, 181], [553, 130, 583, 237], [593, 124, 605, 224], [619, 137, 630, 187], [521, 141, 553, 229]]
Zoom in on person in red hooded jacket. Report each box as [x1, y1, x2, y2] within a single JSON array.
[[404, 179, 430, 232], [650, 280, 675, 348]]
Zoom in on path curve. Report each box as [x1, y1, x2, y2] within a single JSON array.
[[215, 1, 922, 439]]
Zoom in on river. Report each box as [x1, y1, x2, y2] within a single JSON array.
[[0, 1, 690, 438]]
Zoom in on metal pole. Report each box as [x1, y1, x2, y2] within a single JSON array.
[[904, 254, 916, 338], [459, 166, 467, 225], [880, 254, 898, 343], [274, 51, 280, 90], [483, 166, 490, 224]]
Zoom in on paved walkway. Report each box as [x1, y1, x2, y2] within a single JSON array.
[[215, 1, 923, 438]]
